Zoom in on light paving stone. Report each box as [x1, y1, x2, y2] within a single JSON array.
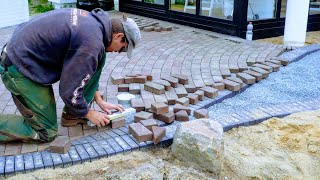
[[252, 63, 273, 73], [212, 82, 225, 91], [236, 72, 256, 84], [200, 86, 218, 98], [162, 76, 179, 88], [172, 74, 189, 85], [243, 70, 263, 81], [134, 111, 153, 123], [176, 97, 189, 107], [153, 79, 172, 91], [165, 91, 178, 105], [226, 77, 244, 88], [260, 61, 281, 71], [250, 67, 269, 78], [186, 93, 199, 105], [144, 82, 165, 95], [195, 90, 204, 101]]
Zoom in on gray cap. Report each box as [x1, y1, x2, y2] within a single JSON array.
[[121, 17, 141, 59]]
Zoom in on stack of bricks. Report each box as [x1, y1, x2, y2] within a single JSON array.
[[131, 17, 173, 32]]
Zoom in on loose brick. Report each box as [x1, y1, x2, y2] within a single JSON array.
[[186, 93, 199, 105], [153, 111, 175, 123], [200, 86, 218, 98], [111, 75, 124, 85], [184, 84, 197, 93], [154, 94, 168, 104], [144, 82, 165, 95], [174, 86, 188, 98], [175, 110, 189, 121], [252, 64, 273, 73], [165, 91, 178, 105], [243, 70, 263, 81], [195, 90, 204, 101], [172, 74, 189, 85], [270, 57, 289, 66], [50, 136, 71, 154], [111, 117, 125, 129], [131, 98, 145, 112], [143, 98, 155, 111], [151, 102, 169, 114], [126, 74, 141, 77], [134, 111, 153, 123], [173, 104, 191, 115], [260, 62, 281, 71], [250, 67, 269, 78], [124, 76, 134, 84], [176, 97, 189, 106], [118, 84, 129, 92], [226, 77, 244, 88], [236, 73, 256, 84], [154, 27, 162, 32], [133, 76, 147, 83], [266, 59, 282, 65], [129, 83, 141, 94], [221, 79, 241, 91], [162, 26, 172, 31], [144, 26, 155, 32], [152, 126, 166, 145], [129, 123, 153, 142], [212, 82, 225, 91], [153, 79, 172, 91], [194, 109, 209, 119], [162, 76, 179, 88], [140, 119, 158, 131]]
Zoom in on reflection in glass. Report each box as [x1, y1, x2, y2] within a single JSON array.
[[280, 0, 287, 17], [310, 0, 320, 15], [247, 0, 276, 20], [200, 0, 234, 20], [170, 0, 196, 14], [145, 0, 164, 5]]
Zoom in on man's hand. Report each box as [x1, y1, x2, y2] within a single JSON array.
[[85, 109, 110, 127], [97, 101, 124, 114]]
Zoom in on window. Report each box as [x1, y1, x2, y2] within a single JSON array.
[[247, 0, 277, 20], [200, 0, 234, 20], [280, 0, 287, 17], [170, 0, 196, 14], [145, 0, 164, 5], [310, 0, 320, 15]]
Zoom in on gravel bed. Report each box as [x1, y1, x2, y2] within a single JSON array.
[[208, 50, 320, 120]]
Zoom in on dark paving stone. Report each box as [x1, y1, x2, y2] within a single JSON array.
[[99, 140, 116, 156], [90, 134, 104, 141], [114, 136, 131, 152], [106, 131, 120, 138], [107, 138, 123, 154], [90, 142, 108, 157], [121, 135, 139, 150], [111, 129, 126, 136], [33, 152, 44, 170], [23, 153, 35, 172], [119, 127, 130, 134], [83, 143, 99, 160], [14, 154, 24, 173], [128, 134, 147, 148], [41, 151, 54, 169], [83, 136, 96, 143], [0, 156, 4, 175], [71, 139, 81, 146], [98, 132, 112, 140], [5, 156, 14, 175], [75, 145, 90, 162], [50, 153, 63, 168], [60, 151, 73, 167]]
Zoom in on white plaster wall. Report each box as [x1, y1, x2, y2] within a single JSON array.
[[0, 0, 29, 28], [248, 0, 276, 20]]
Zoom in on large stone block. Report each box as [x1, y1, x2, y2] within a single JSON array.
[[172, 119, 224, 174]]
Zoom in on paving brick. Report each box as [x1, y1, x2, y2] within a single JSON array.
[[144, 82, 165, 94], [151, 102, 169, 114], [4, 142, 22, 156], [153, 79, 172, 91], [143, 98, 155, 111], [99, 140, 116, 156], [118, 84, 129, 92], [252, 63, 273, 72], [33, 152, 44, 169], [82, 143, 98, 160], [260, 62, 281, 71], [195, 90, 204, 101], [184, 84, 197, 93], [165, 91, 178, 105], [212, 82, 225, 91], [129, 83, 141, 94], [24, 153, 35, 171], [186, 93, 199, 105], [133, 76, 147, 83], [200, 86, 218, 98], [68, 124, 83, 137], [175, 110, 189, 121], [221, 79, 241, 92], [0, 156, 4, 175], [111, 129, 126, 136], [173, 104, 191, 115], [162, 76, 178, 88], [266, 59, 282, 65], [243, 70, 263, 81], [14, 154, 24, 173], [162, 26, 173, 31], [250, 67, 269, 78], [121, 135, 140, 150], [129, 123, 153, 142], [134, 111, 153, 122], [114, 136, 131, 152], [194, 109, 209, 119], [226, 77, 244, 88], [176, 97, 189, 106], [90, 142, 108, 157], [172, 74, 189, 85], [111, 75, 124, 85], [107, 138, 124, 154], [21, 143, 38, 154], [140, 119, 158, 131], [144, 26, 155, 32], [152, 126, 166, 145], [50, 136, 71, 154], [50, 153, 63, 168], [131, 98, 145, 112], [236, 72, 256, 84], [154, 94, 168, 104], [111, 117, 125, 129], [68, 147, 82, 164], [153, 111, 175, 123], [57, 124, 69, 136], [174, 86, 188, 98], [124, 76, 134, 84], [270, 57, 289, 66], [41, 151, 54, 168], [154, 26, 162, 32], [5, 156, 14, 175]]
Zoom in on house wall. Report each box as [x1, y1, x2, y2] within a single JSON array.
[[0, 0, 29, 28]]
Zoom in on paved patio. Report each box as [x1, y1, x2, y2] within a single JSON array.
[[2, 11, 319, 176]]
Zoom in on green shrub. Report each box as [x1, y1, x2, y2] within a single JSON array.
[[35, 4, 54, 13], [145, 0, 155, 3], [175, 0, 185, 5]]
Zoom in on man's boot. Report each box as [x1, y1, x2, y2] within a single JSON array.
[[61, 112, 88, 127]]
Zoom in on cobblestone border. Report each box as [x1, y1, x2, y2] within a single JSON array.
[[1, 45, 320, 176]]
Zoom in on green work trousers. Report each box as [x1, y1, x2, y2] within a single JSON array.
[[0, 53, 106, 143]]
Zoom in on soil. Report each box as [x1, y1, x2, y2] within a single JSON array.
[[5, 110, 320, 180], [256, 31, 320, 45]]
